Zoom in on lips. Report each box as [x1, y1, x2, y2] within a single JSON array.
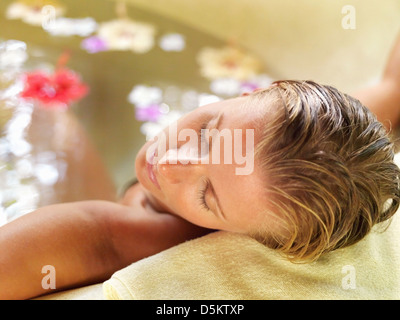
[[146, 149, 160, 189]]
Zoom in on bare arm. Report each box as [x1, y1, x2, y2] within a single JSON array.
[[353, 32, 400, 130], [0, 194, 210, 299], [0, 201, 120, 300]]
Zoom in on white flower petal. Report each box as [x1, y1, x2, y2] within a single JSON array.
[[4, 184, 39, 221], [0, 40, 28, 70], [210, 78, 241, 96], [45, 17, 98, 37], [197, 46, 262, 81], [9, 139, 32, 157], [98, 19, 155, 53], [128, 85, 163, 106], [140, 122, 163, 140], [6, 2, 65, 26], [198, 93, 222, 107], [5, 3, 27, 20], [34, 163, 59, 186], [159, 33, 185, 52]]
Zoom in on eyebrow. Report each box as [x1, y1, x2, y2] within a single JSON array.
[[205, 112, 226, 220], [203, 112, 224, 152], [212, 112, 224, 133]]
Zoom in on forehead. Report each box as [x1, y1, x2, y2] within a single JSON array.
[[203, 96, 270, 230], [200, 96, 266, 129]]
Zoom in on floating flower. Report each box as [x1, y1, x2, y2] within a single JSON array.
[[20, 68, 89, 109], [140, 110, 183, 140], [240, 74, 274, 94], [34, 163, 59, 186], [197, 93, 222, 107], [6, 0, 65, 27], [97, 19, 156, 53], [0, 101, 14, 133], [0, 40, 28, 70], [44, 17, 97, 37], [128, 85, 162, 106], [135, 104, 163, 122], [209, 78, 241, 97], [210, 74, 275, 97], [81, 36, 108, 54], [239, 81, 259, 94], [159, 33, 185, 52], [197, 46, 262, 81], [2, 184, 39, 221]]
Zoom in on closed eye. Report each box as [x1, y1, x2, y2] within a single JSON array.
[[198, 178, 210, 211]]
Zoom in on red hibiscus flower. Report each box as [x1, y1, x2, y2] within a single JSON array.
[[21, 68, 89, 109]]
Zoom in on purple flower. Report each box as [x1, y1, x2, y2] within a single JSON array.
[[240, 81, 259, 94], [81, 36, 108, 54], [135, 104, 162, 122]]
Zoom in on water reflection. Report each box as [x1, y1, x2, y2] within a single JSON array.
[[0, 40, 63, 225], [0, 0, 272, 226]]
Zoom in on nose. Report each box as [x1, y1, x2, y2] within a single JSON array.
[[156, 142, 207, 185]]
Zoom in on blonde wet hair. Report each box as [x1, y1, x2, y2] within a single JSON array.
[[250, 80, 400, 262]]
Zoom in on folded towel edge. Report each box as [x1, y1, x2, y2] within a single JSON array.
[[103, 277, 134, 300]]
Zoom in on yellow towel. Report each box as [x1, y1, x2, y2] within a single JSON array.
[[103, 212, 400, 299], [103, 152, 400, 300]]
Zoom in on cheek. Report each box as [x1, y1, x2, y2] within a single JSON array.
[[163, 187, 218, 228], [162, 185, 194, 216]]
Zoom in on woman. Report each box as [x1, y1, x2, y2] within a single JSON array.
[[1, 33, 400, 300]]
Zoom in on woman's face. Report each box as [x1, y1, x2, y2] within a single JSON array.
[[135, 96, 271, 234]]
